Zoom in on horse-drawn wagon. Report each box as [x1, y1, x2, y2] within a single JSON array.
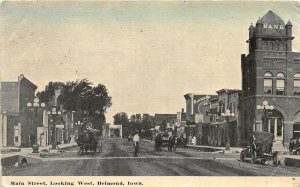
[[76, 124, 103, 155]]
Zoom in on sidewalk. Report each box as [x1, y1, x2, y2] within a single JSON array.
[[1, 142, 77, 159]]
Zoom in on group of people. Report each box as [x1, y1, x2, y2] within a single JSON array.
[[129, 131, 201, 157], [154, 133, 198, 152]]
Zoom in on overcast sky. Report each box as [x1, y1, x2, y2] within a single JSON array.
[[1, 1, 300, 123]]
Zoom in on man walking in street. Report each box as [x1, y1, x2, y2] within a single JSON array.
[[133, 131, 140, 157]]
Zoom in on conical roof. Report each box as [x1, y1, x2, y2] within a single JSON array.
[[260, 10, 285, 25]]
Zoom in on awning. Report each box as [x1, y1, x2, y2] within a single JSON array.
[[109, 124, 122, 129], [211, 121, 227, 126]]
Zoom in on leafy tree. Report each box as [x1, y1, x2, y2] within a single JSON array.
[[57, 79, 112, 114], [130, 115, 136, 122], [36, 82, 65, 104], [38, 79, 112, 130], [135, 113, 142, 123], [113, 112, 129, 125]]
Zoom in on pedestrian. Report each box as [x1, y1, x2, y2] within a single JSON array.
[[188, 135, 192, 145], [168, 135, 175, 152], [174, 137, 178, 151], [197, 134, 202, 145], [133, 131, 140, 157], [192, 136, 197, 146]]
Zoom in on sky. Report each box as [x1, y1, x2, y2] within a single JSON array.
[[1, 1, 300, 123]]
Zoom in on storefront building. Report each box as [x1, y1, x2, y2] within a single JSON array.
[[0, 74, 38, 147], [241, 11, 300, 149]]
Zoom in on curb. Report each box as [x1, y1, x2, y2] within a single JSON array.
[[284, 157, 300, 168]]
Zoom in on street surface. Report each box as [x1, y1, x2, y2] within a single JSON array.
[[3, 139, 300, 176]]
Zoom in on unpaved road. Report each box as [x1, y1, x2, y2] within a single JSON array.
[[3, 139, 300, 176]]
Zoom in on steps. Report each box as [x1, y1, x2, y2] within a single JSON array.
[[273, 141, 289, 153]]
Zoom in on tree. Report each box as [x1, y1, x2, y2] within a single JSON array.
[[113, 112, 129, 125], [38, 79, 112, 130], [142, 113, 151, 124], [36, 82, 65, 104], [135, 113, 142, 123], [130, 115, 136, 122], [57, 79, 112, 113]]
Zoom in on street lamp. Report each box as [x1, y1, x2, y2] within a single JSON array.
[[47, 108, 62, 146], [26, 98, 45, 153], [221, 109, 235, 150], [256, 101, 274, 132], [75, 121, 84, 138]]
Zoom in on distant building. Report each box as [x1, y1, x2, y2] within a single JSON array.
[[154, 114, 177, 125], [184, 93, 217, 124], [103, 123, 122, 138], [208, 89, 242, 147], [241, 11, 300, 149], [186, 90, 242, 147], [176, 108, 186, 126], [0, 74, 38, 147]]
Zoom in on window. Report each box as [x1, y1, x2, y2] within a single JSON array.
[[294, 73, 300, 95], [264, 72, 273, 94], [276, 72, 285, 95]]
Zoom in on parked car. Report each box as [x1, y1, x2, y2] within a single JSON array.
[[240, 131, 278, 165], [289, 138, 300, 155]]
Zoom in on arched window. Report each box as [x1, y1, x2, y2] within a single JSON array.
[[276, 72, 285, 95], [264, 72, 273, 94], [294, 73, 300, 95]]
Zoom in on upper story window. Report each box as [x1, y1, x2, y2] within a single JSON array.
[[294, 73, 300, 95], [264, 72, 273, 95], [276, 72, 285, 95]]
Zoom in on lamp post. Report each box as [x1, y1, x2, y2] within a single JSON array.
[[26, 98, 45, 153], [75, 121, 84, 139], [221, 109, 235, 150], [47, 108, 62, 147], [256, 101, 274, 132]]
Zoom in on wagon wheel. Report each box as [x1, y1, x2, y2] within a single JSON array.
[[273, 157, 278, 166], [240, 151, 245, 162], [251, 151, 257, 164]]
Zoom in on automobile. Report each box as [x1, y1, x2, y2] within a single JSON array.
[[289, 138, 300, 155], [240, 131, 278, 165]]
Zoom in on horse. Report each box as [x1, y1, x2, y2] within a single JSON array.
[[155, 134, 163, 151], [168, 135, 175, 152], [77, 132, 99, 155]]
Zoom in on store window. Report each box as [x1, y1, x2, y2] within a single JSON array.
[[294, 73, 300, 95], [264, 72, 273, 94]]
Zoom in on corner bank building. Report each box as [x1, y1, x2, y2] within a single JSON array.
[[241, 11, 300, 149]]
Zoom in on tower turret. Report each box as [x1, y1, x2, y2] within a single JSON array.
[[249, 23, 255, 38], [286, 19, 293, 51], [255, 18, 263, 50]]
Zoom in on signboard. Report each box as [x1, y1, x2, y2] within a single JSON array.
[[206, 111, 213, 116], [55, 125, 64, 129], [263, 24, 284, 30]]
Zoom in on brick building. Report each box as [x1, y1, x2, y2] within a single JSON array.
[[188, 90, 242, 147], [184, 93, 218, 142], [0, 74, 39, 147], [241, 11, 300, 149], [184, 93, 217, 124]]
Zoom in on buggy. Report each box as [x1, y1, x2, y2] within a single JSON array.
[[161, 133, 169, 148], [77, 129, 103, 155], [240, 131, 278, 165]]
